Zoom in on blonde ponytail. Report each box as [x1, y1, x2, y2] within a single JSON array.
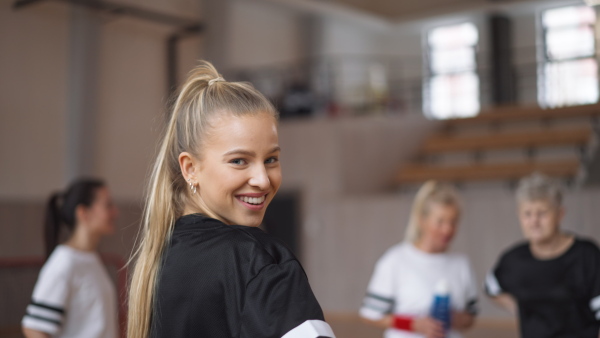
[[404, 180, 461, 243], [127, 61, 277, 338]]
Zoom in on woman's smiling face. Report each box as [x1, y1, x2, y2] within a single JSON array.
[[190, 111, 281, 227]]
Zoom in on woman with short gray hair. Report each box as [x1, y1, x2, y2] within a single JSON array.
[[485, 173, 600, 337]]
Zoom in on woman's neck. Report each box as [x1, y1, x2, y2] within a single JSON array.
[[65, 226, 101, 252], [530, 232, 574, 260], [414, 239, 446, 254]]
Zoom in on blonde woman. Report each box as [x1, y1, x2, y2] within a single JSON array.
[[360, 181, 478, 338], [485, 173, 600, 337], [127, 61, 334, 338]]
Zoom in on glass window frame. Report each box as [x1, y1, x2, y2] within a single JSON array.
[[538, 5, 598, 108], [424, 22, 481, 119]]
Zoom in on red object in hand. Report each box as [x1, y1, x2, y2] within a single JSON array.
[[393, 315, 414, 331]]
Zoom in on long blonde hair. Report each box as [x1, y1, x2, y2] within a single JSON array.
[[127, 61, 277, 338], [404, 180, 461, 243]]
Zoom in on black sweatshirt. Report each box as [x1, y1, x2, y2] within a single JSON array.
[[151, 213, 334, 338], [486, 238, 600, 338]]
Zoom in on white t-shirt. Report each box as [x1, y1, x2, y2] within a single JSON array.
[[359, 242, 478, 338], [22, 245, 118, 338]]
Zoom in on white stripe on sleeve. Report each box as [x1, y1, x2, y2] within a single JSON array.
[[281, 319, 335, 338], [485, 271, 502, 296], [590, 295, 600, 312], [22, 315, 60, 335], [359, 306, 386, 321]]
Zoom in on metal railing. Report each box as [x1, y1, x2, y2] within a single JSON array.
[[223, 45, 599, 119]]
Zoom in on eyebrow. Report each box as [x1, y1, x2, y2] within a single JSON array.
[[223, 146, 281, 157]]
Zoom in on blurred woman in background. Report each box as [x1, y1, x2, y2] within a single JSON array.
[[485, 173, 600, 337], [360, 181, 478, 338], [22, 178, 119, 338]]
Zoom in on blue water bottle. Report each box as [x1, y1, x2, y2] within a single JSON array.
[[430, 279, 451, 337]]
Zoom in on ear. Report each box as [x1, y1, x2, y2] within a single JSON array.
[[179, 152, 198, 182], [557, 206, 566, 222], [75, 204, 88, 226]]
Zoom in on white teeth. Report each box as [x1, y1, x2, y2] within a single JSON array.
[[240, 195, 265, 205]]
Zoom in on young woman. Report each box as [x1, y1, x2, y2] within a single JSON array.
[[485, 173, 600, 337], [22, 178, 119, 338], [127, 61, 334, 338], [360, 181, 478, 338]]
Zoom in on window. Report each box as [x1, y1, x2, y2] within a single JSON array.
[[539, 5, 598, 108], [424, 22, 479, 119]]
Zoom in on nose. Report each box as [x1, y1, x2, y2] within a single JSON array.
[[248, 164, 270, 190], [441, 222, 455, 236]]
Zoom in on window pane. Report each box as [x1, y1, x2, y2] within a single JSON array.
[[543, 6, 595, 28], [428, 22, 478, 48], [431, 47, 476, 73], [546, 26, 595, 60], [541, 58, 599, 107], [426, 22, 479, 119], [428, 72, 480, 119]]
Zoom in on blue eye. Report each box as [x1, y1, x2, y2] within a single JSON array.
[[265, 157, 279, 164], [230, 159, 247, 165]]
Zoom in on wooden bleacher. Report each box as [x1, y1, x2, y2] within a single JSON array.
[[396, 103, 600, 185], [397, 160, 580, 183], [421, 127, 591, 154], [443, 103, 600, 127]]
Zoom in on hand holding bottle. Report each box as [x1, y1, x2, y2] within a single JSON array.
[[412, 316, 445, 338]]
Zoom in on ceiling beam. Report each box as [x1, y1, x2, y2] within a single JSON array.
[[13, 0, 203, 30]]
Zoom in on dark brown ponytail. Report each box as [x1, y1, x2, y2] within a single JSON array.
[[43, 178, 105, 258]]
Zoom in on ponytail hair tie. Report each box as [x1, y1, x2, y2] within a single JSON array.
[[208, 77, 225, 86]]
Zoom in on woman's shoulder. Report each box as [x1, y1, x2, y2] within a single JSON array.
[[497, 241, 530, 260], [38, 245, 81, 280], [573, 237, 600, 251], [570, 237, 600, 261], [171, 214, 298, 269], [229, 225, 298, 265], [374, 242, 408, 265]]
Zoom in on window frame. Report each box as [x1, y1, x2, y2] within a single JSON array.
[[423, 22, 481, 119]]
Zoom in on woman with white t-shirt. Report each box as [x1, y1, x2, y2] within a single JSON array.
[[360, 181, 478, 338], [22, 178, 119, 338]]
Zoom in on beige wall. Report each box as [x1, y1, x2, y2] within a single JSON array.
[[0, 1, 69, 200], [0, 0, 202, 202], [0, 0, 202, 260], [229, 0, 306, 69]]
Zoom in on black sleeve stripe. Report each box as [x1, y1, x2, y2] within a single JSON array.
[[25, 313, 62, 326], [465, 298, 479, 315], [30, 300, 65, 314], [365, 292, 394, 304]]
